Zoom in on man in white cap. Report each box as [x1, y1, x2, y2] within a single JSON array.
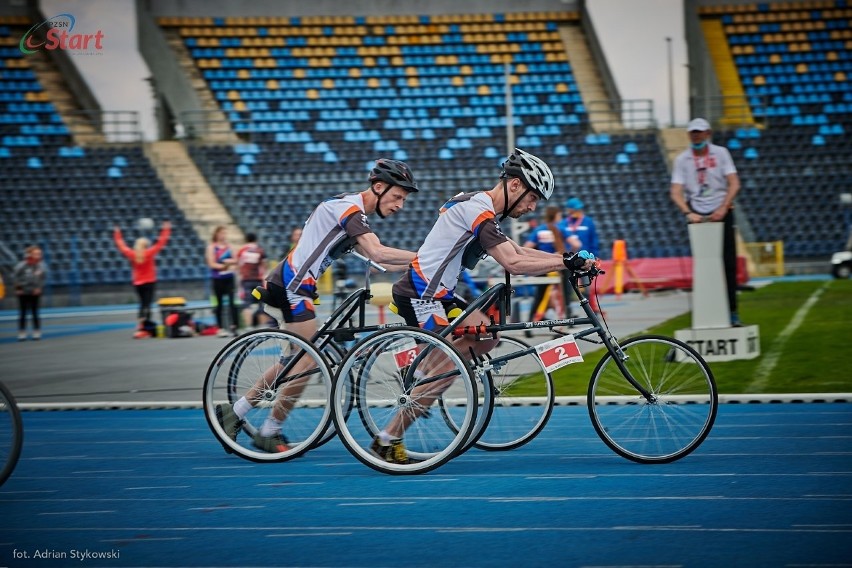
[[670, 117, 743, 326]]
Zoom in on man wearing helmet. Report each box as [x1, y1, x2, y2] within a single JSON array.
[[216, 159, 420, 454], [377, 148, 595, 464]]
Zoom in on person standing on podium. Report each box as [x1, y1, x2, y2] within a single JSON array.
[[670, 117, 743, 326]]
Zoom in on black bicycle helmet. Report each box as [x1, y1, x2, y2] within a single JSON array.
[[368, 158, 418, 219], [500, 148, 554, 200], [368, 159, 419, 192]]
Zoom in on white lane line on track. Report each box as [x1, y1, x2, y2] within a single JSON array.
[[187, 506, 266, 511], [9, 525, 852, 535], [266, 532, 353, 538], [124, 486, 191, 490], [338, 501, 417, 506], [256, 482, 324, 487], [747, 282, 828, 392], [388, 478, 458, 483], [38, 510, 116, 515], [101, 537, 185, 543], [72, 470, 135, 474]]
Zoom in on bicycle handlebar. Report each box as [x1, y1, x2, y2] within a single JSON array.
[[350, 250, 387, 273]]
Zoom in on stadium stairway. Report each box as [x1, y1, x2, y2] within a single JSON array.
[[144, 141, 243, 244], [558, 24, 620, 132], [701, 17, 756, 127], [162, 27, 238, 143]]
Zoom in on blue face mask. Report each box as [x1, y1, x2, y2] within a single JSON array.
[[691, 140, 707, 150]]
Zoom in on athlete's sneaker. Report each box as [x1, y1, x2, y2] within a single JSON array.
[[133, 329, 151, 339], [369, 437, 410, 464], [215, 403, 243, 442], [252, 432, 290, 453], [17, 331, 27, 341]]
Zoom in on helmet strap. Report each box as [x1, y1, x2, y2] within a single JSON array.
[[499, 177, 528, 221], [371, 183, 391, 219]]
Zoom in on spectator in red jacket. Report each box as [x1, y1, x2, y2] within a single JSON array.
[[114, 220, 171, 338]]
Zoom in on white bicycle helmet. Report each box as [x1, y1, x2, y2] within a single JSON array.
[[501, 148, 555, 200]]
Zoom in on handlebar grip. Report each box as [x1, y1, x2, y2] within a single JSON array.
[[350, 250, 387, 273]]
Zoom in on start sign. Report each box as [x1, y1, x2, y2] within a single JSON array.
[[675, 324, 761, 362], [535, 334, 584, 372]]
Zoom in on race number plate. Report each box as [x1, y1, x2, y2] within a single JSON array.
[[535, 334, 583, 372], [392, 339, 422, 369]]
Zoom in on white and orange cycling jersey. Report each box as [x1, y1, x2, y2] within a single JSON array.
[[394, 192, 508, 302], [268, 193, 372, 304]]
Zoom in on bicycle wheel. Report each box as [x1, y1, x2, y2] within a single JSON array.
[[587, 335, 717, 464], [0, 381, 23, 486], [331, 327, 478, 474], [203, 329, 333, 462], [472, 336, 554, 451]]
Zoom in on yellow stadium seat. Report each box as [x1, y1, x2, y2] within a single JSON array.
[[796, 63, 808, 73], [233, 100, 247, 112], [452, 76, 464, 86], [836, 71, 847, 82], [306, 89, 319, 100], [367, 77, 380, 88], [267, 79, 279, 89], [407, 77, 419, 88], [349, 68, 362, 78], [322, 78, 334, 89]]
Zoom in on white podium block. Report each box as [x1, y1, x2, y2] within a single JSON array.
[[688, 222, 730, 329]]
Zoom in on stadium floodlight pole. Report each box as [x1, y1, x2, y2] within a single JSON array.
[[504, 61, 515, 151], [504, 61, 526, 242], [666, 37, 675, 128]]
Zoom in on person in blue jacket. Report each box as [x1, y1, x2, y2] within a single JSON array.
[[558, 197, 601, 313]]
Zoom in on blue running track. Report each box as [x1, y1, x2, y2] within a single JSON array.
[[1, 403, 851, 567]]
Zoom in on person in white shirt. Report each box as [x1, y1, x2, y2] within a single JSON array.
[[670, 117, 742, 326]]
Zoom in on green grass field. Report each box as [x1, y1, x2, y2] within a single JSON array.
[[550, 279, 852, 395]]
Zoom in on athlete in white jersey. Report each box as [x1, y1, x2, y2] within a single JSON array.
[[378, 149, 596, 464], [217, 159, 420, 453]]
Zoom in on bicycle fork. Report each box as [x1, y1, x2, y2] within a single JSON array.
[[602, 335, 657, 403]]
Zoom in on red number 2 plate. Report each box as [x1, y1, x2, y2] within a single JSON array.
[[534, 334, 583, 372]]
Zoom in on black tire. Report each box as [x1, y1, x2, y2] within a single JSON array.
[[474, 337, 554, 451], [0, 381, 23, 486], [203, 329, 333, 462], [587, 335, 717, 464], [331, 327, 478, 474]]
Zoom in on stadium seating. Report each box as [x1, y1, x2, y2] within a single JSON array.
[[699, 1, 852, 257], [162, 11, 689, 260], [0, 17, 208, 288]]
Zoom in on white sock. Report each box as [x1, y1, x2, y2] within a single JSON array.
[[260, 417, 282, 437], [378, 430, 393, 443], [233, 397, 252, 419]]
